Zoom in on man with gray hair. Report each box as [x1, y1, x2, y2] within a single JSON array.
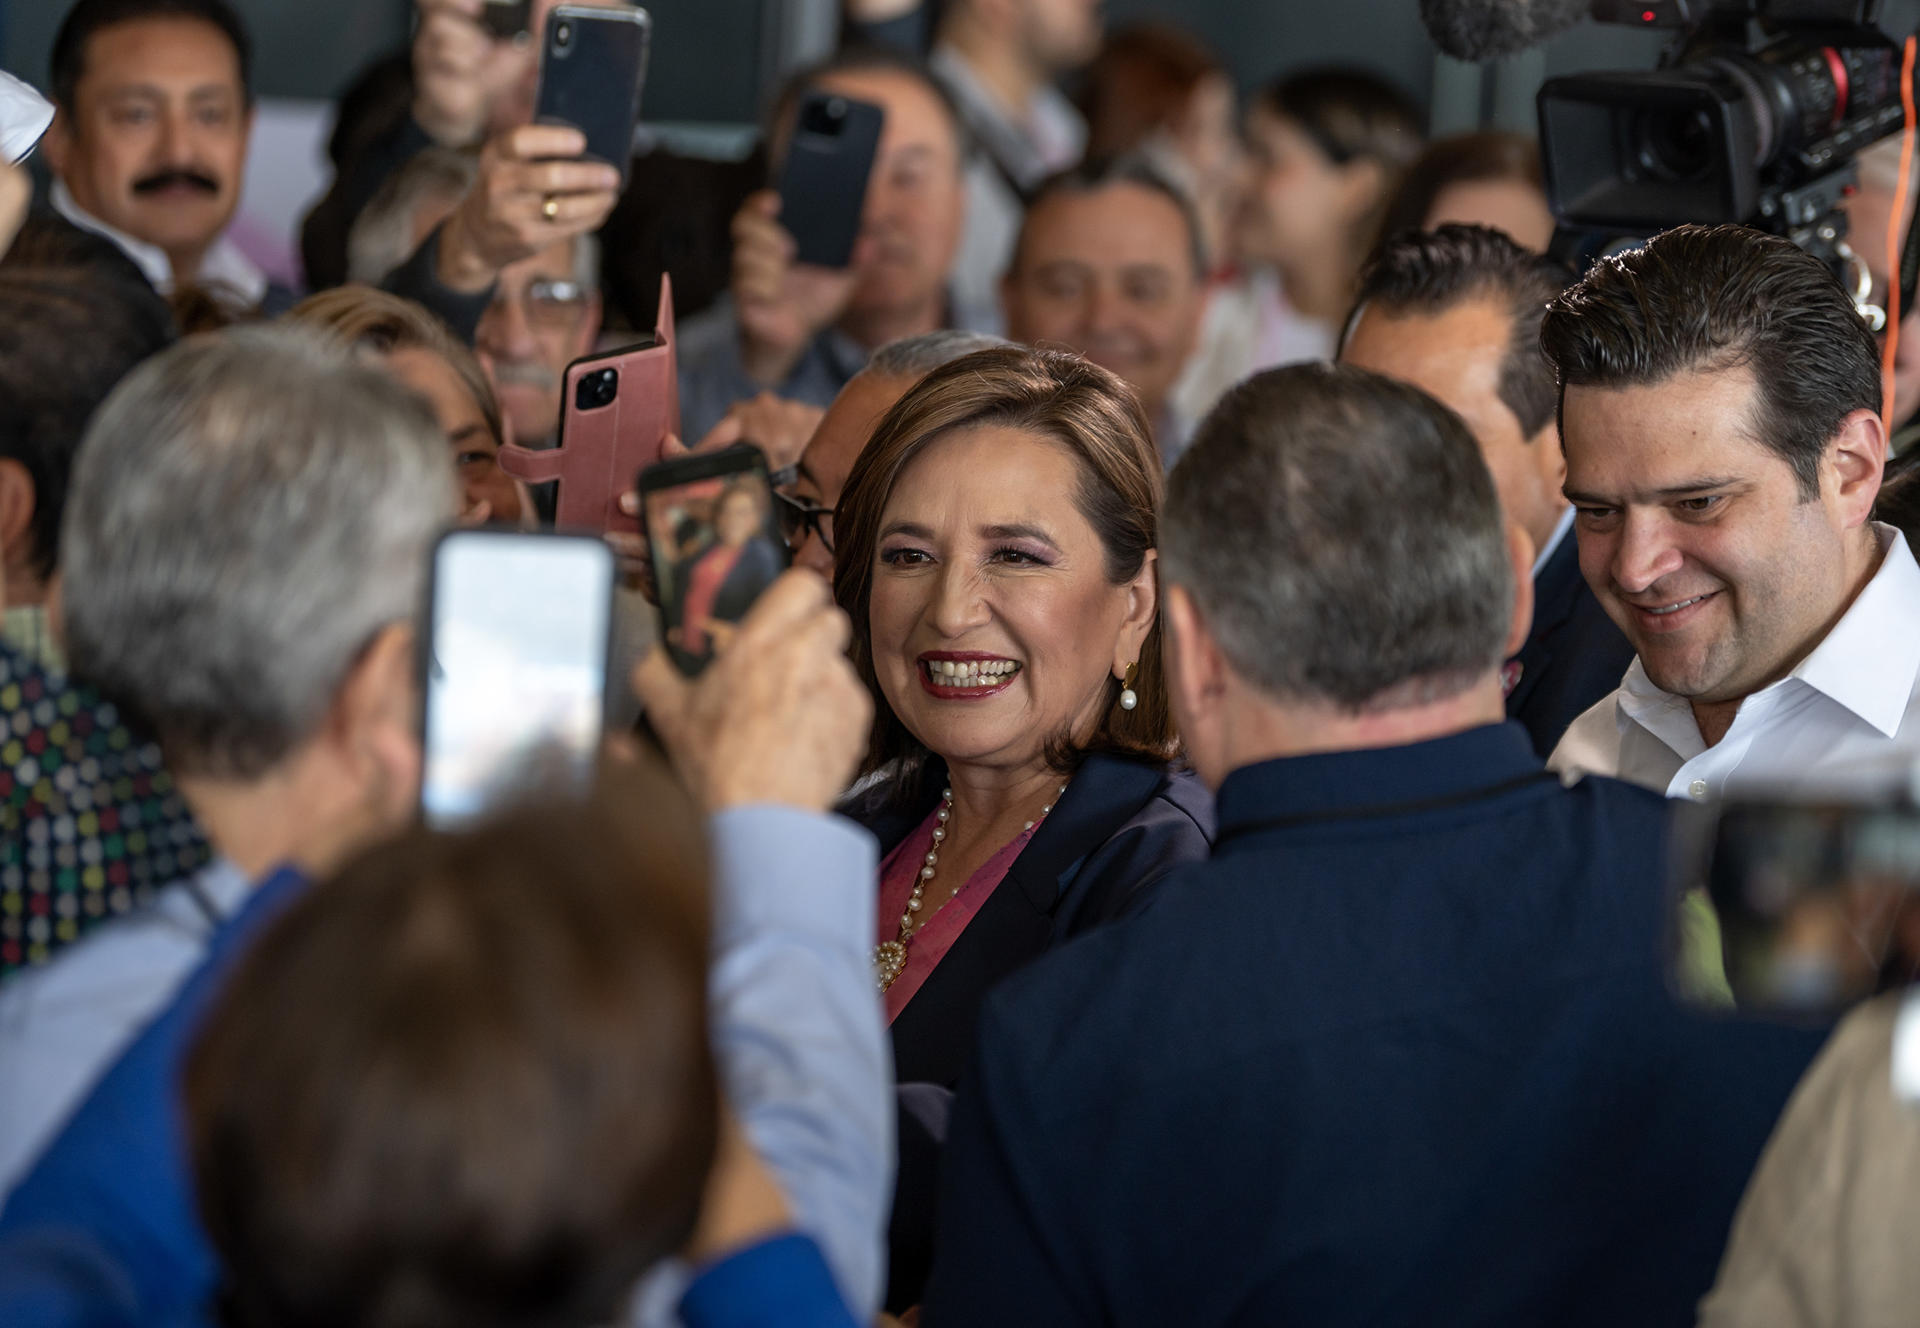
[[0, 330, 897, 1328], [0, 325, 453, 1202], [922, 362, 1823, 1326]]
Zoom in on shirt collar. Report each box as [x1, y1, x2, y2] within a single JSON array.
[[1790, 525, 1920, 737], [1213, 721, 1543, 838], [1532, 506, 1575, 579], [1617, 524, 1920, 746], [50, 176, 266, 304]]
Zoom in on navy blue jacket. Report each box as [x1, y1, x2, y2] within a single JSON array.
[[853, 751, 1212, 1311], [1507, 532, 1635, 759], [853, 750, 1214, 1089], [922, 723, 1826, 1328]]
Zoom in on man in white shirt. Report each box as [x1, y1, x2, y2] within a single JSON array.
[[1538, 223, 1920, 802], [41, 0, 267, 306]]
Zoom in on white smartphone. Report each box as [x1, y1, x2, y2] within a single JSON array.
[[420, 529, 615, 829]]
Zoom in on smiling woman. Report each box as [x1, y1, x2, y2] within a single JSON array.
[[832, 346, 1212, 1078]]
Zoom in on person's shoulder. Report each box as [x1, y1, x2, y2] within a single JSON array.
[[0, 880, 217, 1032], [1548, 686, 1627, 779]]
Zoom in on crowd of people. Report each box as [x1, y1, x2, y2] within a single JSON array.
[[4, 0, 1920, 1325]]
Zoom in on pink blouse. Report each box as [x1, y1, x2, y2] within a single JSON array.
[[877, 807, 1038, 1023]]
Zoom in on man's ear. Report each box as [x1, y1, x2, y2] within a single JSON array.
[[1503, 519, 1536, 660], [1164, 582, 1226, 706], [0, 459, 38, 574], [1827, 406, 1887, 529], [326, 622, 422, 829], [1113, 549, 1158, 679]]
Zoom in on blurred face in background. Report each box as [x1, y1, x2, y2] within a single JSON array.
[[475, 238, 601, 446], [1425, 177, 1556, 254], [812, 68, 966, 326], [1023, 0, 1105, 72], [1003, 181, 1205, 423], [44, 16, 250, 279], [1235, 104, 1379, 273], [385, 346, 525, 527]]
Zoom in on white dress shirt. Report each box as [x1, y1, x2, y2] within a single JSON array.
[[49, 178, 266, 305], [1550, 525, 1920, 803]]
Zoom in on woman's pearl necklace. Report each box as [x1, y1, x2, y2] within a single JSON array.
[[873, 780, 1068, 993]]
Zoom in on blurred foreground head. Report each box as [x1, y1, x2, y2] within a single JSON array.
[[187, 764, 717, 1328]]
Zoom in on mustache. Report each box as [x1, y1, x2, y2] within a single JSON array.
[[132, 169, 221, 196], [491, 362, 558, 390]]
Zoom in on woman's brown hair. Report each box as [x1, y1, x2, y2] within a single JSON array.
[[832, 345, 1176, 799], [284, 285, 506, 448]]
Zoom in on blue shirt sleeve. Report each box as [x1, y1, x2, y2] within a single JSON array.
[[678, 1233, 859, 1328], [705, 806, 891, 1322]]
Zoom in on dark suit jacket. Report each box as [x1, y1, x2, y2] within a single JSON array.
[[922, 723, 1826, 1328], [853, 751, 1213, 1311], [852, 751, 1214, 1088], [1508, 530, 1636, 758]]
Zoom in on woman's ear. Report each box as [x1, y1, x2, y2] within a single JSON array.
[[1114, 550, 1160, 679]]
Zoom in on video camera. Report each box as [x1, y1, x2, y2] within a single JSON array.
[[1537, 0, 1912, 317]]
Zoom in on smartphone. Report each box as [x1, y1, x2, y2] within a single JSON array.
[[420, 529, 616, 829], [478, 0, 532, 41], [497, 274, 678, 534], [1686, 799, 1920, 1018], [639, 444, 790, 675], [777, 92, 884, 269], [533, 4, 652, 183]]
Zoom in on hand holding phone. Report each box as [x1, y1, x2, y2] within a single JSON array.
[[777, 92, 884, 268], [499, 274, 679, 533], [420, 530, 616, 828], [638, 444, 791, 675], [731, 191, 862, 385], [631, 569, 871, 814], [532, 4, 651, 185]]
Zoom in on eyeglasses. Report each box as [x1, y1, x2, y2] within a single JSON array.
[[486, 278, 592, 330], [773, 488, 836, 555]]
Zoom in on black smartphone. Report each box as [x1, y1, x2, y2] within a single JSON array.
[[1685, 799, 1920, 1018], [532, 4, 652, 184], [420, 529, 617, 829], [777, 92, 884, 269], [478, 0, 532, 41], [638, 444, 790, 675]]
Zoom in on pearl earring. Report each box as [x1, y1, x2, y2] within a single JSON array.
[[1118, 660, 1139, 712]]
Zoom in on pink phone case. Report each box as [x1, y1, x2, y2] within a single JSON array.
[[498, 274, 678, 534]]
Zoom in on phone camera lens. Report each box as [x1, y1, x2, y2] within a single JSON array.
[[555, 19, 573, 46], [826, 98, 847, 121]]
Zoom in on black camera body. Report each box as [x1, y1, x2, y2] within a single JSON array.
[[1538, 0, 1907, 292]]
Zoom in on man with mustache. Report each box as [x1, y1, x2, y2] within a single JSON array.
[[999, 156, 1208, 467], [1542, 224, 1920, 801], [475, 234, 602, 450], [41, 0, 278, 309]]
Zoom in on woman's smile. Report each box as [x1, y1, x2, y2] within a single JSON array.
[[918, 651, 1025, 699]]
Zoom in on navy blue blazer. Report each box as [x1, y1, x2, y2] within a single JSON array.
[[1508, 530, 1636, 758], [852, 750, 1214, 1088], [856, 751, 1213, 1314], [922, 723, 1826, 1328]]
